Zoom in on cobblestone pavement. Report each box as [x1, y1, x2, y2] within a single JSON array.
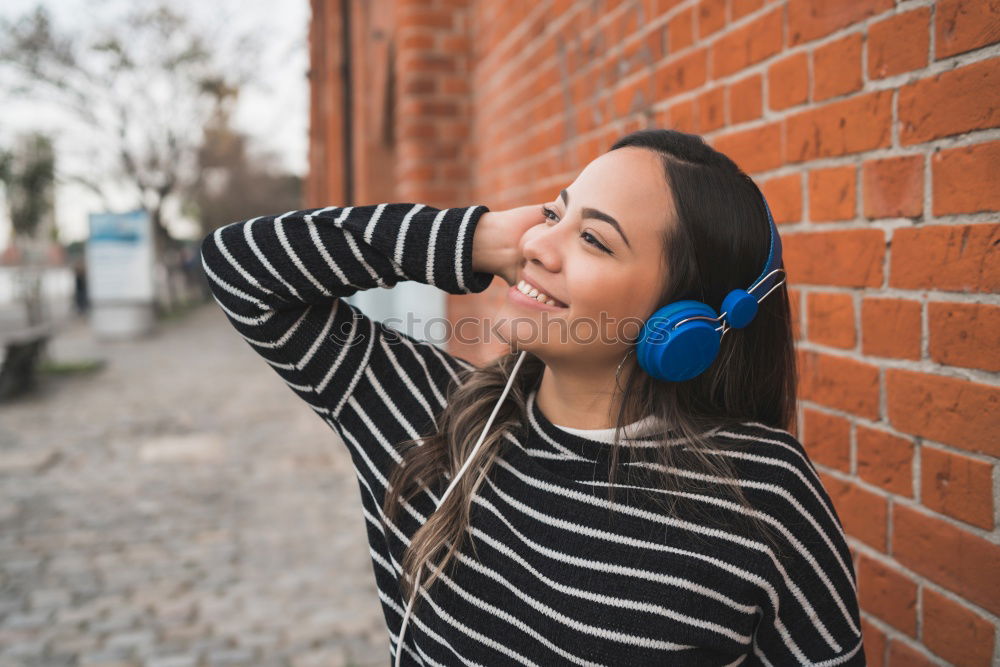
[[0, 303, 388, 666]]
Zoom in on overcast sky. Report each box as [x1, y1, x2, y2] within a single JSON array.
[[0, 0, 310, 245]]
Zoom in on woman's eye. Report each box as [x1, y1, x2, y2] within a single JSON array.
[[582, 231, 612, 254], [540, 205, 612, 255]]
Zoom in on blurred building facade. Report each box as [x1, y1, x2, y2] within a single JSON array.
[[307, 2, 1000, 663]]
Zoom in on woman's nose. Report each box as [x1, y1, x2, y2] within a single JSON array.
[[520, 220, 566, 272]]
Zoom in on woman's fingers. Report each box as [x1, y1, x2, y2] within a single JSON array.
[[497, 204, 546, 285]]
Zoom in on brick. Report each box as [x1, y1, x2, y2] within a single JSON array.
[[932, 140, 1000, 215], [655, 47, 708, 96], [928, 301, 1000, 372], [711, 122, 783, 174], [892, 503, 1000, 616], [399, 121, 438, 141], [767, 52, 809, 110], [400, 32, 435, 50], [899, 60, 1000, 145], [856, 427, 914, 497], [813, 33, 863, 101], [698, 0, 727, 38], [440, 76, 469, 95], [856, 553, 917, 635], [401, 99, 459, 117], [440, 34, 469, 56], [806, 292, 855, 348], [697, 85, 726, 132], [802, 408, 850, 471], [401, 52, 458, 75], [612, 7, 638, 42], [784, 229, 884, 287], [867, 8, 930, 79], [798, 349, 880, 419], [808, 166, 856, 221], [886, 369, 1000, 457], [862, 156, 923, 219], [668, 98, 696, 133], [731, 0, 764, 20], [921, 446, 994, 530], [921, 587, 996, 666], [886, 641, 938, 666], [788, 0, 894, 46], [667, 8, 695, 52], [710, 7, 783, 78], [759, 173, 802, 224], [889, 224, 1000, 293], [860, 298, 921, 360], [786, 91, 893, 162], [819, 472, 888, 551], [935, 0, 1000, 59], [728, 73, 762, 124], [397, 8, 455, 30], [401, 75, 436, 94], [652, 0, 687, 19], [613, 76, 655, 116], [860, 617, 887, 667]]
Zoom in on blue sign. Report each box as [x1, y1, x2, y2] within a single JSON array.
[[86, 210, 154, 302]]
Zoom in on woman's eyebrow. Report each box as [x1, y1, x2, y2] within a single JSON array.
[[560, 188, 632, 249]]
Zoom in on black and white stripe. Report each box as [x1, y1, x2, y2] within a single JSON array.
[[201, 203, 865, 666]]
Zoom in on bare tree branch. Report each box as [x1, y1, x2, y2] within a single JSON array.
[[0, 1, 260, 253]]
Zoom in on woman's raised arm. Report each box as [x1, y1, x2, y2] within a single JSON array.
[[199, 204, 496, 500]]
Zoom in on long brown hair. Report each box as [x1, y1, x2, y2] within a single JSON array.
[[382, 128, 798, 608]]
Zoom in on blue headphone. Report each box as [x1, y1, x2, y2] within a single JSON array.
[[635, 193, 786, 382]]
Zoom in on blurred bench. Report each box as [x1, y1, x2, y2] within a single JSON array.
[[0, 321, 53, 400]]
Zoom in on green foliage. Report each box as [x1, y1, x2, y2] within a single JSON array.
[[0, 132, 56, 238]]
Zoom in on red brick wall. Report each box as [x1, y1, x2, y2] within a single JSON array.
[[309, 2, 1000, 663]]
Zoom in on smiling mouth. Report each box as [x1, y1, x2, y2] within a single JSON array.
[[515, 279, 569, 308]]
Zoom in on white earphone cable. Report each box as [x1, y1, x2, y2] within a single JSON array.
[[392, 350, 528, 666]]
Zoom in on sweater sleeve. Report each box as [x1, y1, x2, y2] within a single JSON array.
[[199, 203, 495, 500], [741, 437, 867, 666]]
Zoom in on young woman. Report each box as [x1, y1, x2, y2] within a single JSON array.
[[201, 129, 865, 666]]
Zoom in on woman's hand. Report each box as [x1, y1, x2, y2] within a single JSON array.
[[472, 204, 544, 286]]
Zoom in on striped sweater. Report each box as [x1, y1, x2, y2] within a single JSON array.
[[200, 203, 866, 666]]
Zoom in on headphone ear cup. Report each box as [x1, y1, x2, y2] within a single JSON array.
[[636, 300, 722, 382]]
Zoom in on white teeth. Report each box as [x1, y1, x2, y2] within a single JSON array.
[[517, 279, 562, 307]]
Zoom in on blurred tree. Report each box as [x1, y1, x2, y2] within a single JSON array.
[[0, 132, 57, 327], [0, 3, 259, 258], [185, 97, 303, 239]]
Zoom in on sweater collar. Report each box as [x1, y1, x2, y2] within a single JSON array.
[[522, 387, 672, 465]]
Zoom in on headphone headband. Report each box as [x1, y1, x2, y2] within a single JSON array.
[[748, 194, 784, 301], [635, 189, 787, 382]]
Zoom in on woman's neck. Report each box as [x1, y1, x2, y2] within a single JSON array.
[[534, 360, 628, 430]]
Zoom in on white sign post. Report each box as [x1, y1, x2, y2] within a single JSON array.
[[86, 210, 156, 339]]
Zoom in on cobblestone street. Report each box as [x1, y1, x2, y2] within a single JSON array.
[[0, 303, 388, 666]]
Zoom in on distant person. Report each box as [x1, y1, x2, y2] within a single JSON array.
[[73, 257, 89, 316]]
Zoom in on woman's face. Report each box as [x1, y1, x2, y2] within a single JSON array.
[[495, 147, 675, 368]]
